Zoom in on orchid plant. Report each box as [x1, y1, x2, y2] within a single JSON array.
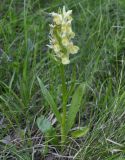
[[37, 6, 89, 152]]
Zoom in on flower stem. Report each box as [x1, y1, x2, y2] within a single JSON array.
[[60, 64, 67, 145]]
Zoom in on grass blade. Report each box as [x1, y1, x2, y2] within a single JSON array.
[[37, 77, 61, 123]]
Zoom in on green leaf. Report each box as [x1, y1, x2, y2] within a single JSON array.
[[37, 115, 58, 144], [37, 115, 52, 134], [66, 83, 86, 135], [37, 77, 61, 123], [71, 127, 89, 138]]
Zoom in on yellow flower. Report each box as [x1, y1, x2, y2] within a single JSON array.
[[53, 43, 60, 53], [69, 31, 75, 38], [61, 23, 71, 34], [51, 12, 62, 25], [62, 36, 69, 46], [68, 42, 79, 54], [62, 6, 72, 22], [51, 13, 62, 25], [61, 56, 70, 65]]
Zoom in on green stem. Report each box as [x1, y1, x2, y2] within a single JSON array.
[[60, 64, 67, 145]]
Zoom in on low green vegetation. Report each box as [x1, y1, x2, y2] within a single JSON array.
[[1, 0, 125, 159]]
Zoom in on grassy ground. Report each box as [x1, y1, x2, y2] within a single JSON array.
[[1, 0, 125, 159]]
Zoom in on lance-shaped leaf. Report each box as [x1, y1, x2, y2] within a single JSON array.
[[66, 83, 86, 135], [37, 77, 61, 123]]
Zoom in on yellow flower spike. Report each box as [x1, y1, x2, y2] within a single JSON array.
[[48, 6, 79, 65]]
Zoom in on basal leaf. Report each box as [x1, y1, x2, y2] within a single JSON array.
[[37, 115, 52, 134], [66, 83, 86, 135], [37, 115, 58, 144], [71, 127, 89, 138]]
